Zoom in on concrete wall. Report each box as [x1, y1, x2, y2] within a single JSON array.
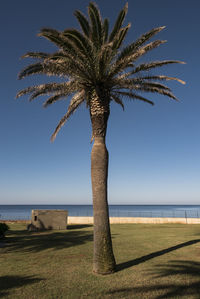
[[68, 216, 200, 225], [31, 210, 68, 230]]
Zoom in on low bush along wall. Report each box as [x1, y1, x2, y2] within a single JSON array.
[[0, 223, 9, 238]]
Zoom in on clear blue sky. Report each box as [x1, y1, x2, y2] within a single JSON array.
[[0, 0, 199, 205]]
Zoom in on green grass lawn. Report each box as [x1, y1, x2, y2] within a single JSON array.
[[0, 223, 200, 298]]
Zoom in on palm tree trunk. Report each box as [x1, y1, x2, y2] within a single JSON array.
[[91, 136, 116, 274], [90, 97, 116, 274]]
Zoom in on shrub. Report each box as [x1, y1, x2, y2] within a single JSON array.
[[0, 223, 9, 238]]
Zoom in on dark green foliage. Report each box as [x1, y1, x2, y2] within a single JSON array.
[[0, 223, 9, 238], [109, 2, 128, 42], [74, 10, 90, 37]]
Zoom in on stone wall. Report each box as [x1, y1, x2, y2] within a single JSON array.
[[31, 210, 68, 230], [68, 216, 200, 225]]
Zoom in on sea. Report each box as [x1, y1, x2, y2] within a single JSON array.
[[0, 204, 200, 220]]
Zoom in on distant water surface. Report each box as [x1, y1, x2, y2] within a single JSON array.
[[0, 204, 200, 220]]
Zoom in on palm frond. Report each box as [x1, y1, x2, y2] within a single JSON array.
[[88, 2, 102, 48], [112, 78, 178, 101], [43, 84, 80, 107], [128, 40, 167, 63], [111, 94, 124, 110], [97, 42, 117, 79], [51, 91, 85, 141], [38, 28, 60, 36], [102, 18, 109, 43], [116, 91, 154, 105], [133, 81, 171, 91], [17, 81, 78, 103], [39, 28, 90, 65], [74, 10, 90, 37], [97, 48, 111, 79], [112, 78, 169, 90], [109, 40, 166, 78], [117, 26, 165, 62], [43, 94, 67, 107], [89, 2, 102, 34], [112, 23, 131, 50], [16, 86, 37, 98], [134, 86, 178, 101], [21, 52, 49, 59], [45, 51, 89, 73], [30, 81, 77, 101], [109, 2, 128, 42], [44, 54, 94, 81], [38, 28, 67, 50], [62, 29, 94, 60], [61, 31, 96, 77], [18, 63, 44, 80], [18, 52, 92, 83], [132, 60, 186, 74], [137, 75, 186, 85]]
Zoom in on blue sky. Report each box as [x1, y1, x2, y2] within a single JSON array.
[[0, 0, 199, 205]]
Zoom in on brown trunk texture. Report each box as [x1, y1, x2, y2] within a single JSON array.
[[91, 137, 116, 274], [90, 95, 116, 274]]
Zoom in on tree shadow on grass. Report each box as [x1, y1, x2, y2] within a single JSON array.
[[67, 224, 93, 230], [5, 227, 93, 253], [149, 260, 200, 298], [117, 239, 200, 271], [107, 261, 200, 298], [0, 275, 44, 298]]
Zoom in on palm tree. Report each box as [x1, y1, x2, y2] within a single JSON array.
[[17, 2, 185, 274]]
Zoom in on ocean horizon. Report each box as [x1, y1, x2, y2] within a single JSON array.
[[0, 204, 200, 220]]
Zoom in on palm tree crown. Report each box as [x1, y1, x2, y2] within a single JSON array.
[[17, 2, 185, 141]]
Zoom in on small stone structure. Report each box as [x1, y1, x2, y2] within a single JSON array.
[[29, 210, 68, 231]]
